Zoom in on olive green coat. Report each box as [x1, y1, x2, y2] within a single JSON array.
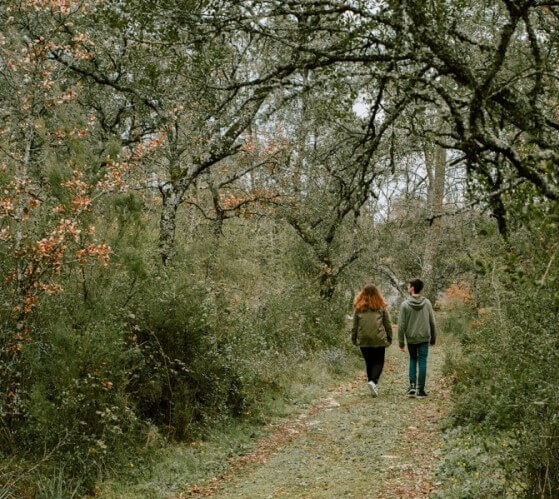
[[351, 308, 393, 347]]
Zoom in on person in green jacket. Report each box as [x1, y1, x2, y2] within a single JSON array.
[[351, 284, 393, 397], [398, 278, 437, 398]]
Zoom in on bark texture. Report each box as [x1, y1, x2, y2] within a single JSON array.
[[422, 144, 446, 304]]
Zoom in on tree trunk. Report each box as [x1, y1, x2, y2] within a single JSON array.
[[319, 271, 337, 300], [159, 183, 184, 265], [422, 144, 446, 304], [202, 181, 225, 278]]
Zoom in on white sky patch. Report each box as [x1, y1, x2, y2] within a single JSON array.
[[352, 93, 369, 119]]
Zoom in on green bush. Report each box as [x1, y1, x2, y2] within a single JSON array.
[[0, 313, 141, 488], [128, 270, 348, 439], [441, 281, 559, 496], [127, 274, 265, 439], [433, 426, 523, 498], [0, 211, 353, 493]]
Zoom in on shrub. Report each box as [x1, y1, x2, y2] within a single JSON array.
[[0, 212, 354, 493], [0, 315, 141, 487], [441, 279, 559, 496], [433, 426, 524, 498], [128, 270, 348, 439]]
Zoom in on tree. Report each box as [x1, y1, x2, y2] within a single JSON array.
[[422, 141, 446, 303], [0, 0, 133, 421]]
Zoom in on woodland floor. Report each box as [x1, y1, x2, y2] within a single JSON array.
[[179, 344, 452, 499]]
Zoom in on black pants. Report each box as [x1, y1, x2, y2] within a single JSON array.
[[360, 346, 386, 384]]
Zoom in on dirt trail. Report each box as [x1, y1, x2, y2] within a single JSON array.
[[182, 345, 451, 498]]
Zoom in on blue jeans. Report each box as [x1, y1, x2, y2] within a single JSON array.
[[408, 342, 429, 390]]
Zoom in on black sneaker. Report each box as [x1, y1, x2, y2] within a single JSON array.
[[416, 389, 428, 398], [407, 385, 416, 397]]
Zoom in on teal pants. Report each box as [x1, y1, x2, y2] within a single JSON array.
[[408, 342, 429, 390]]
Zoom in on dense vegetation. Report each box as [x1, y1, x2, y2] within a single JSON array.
[[0, 0, 558, 496]]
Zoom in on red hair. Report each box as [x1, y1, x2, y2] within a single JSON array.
[[354, 284, 387, 312]]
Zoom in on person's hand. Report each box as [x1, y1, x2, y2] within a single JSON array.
[[399, 347, 405, 352]]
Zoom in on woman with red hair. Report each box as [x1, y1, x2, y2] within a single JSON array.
[[351, 284, 393, 396]]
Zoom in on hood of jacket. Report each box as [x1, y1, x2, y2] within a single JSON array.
[[407, 295, 427, 310]]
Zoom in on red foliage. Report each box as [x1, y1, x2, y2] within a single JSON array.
[[441, 281, 473, 308]]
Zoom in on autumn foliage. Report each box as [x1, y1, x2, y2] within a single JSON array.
[[441, 281, 473, 308]]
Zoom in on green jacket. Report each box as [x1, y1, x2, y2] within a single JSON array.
[[351, 308, 392, 347], [398, 295, 437, 348]]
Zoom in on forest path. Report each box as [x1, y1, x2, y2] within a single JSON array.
[[182, 345, 451, 498]]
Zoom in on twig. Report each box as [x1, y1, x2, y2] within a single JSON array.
[[539, 243, 559, 286]]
